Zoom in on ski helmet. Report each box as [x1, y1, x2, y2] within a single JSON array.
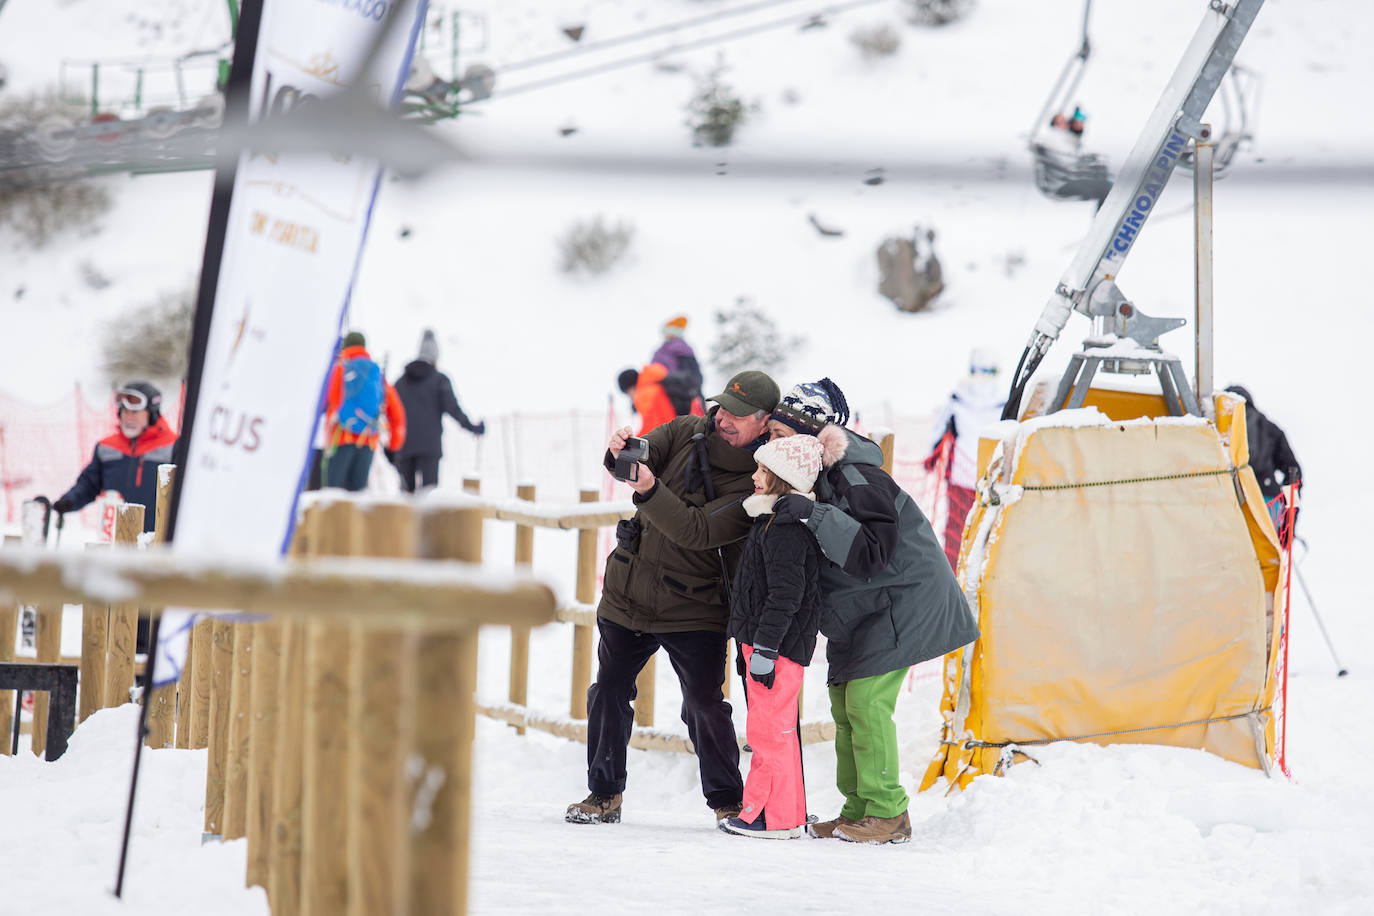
[[116, 381, 162, 423]]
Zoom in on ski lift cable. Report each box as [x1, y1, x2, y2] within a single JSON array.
[[472, 0, 892, 103], [495, 0, 821, 74]]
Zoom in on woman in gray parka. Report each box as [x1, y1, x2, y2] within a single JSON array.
[[765, 378, 979, 845]]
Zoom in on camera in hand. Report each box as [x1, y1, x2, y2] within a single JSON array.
[[612, 436, 649, 482]]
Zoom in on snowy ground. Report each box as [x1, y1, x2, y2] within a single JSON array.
[[3, 0, 1373, 913]]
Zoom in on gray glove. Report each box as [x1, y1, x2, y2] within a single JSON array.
[[749, 646, 777, 689]]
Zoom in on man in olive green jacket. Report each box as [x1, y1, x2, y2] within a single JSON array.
[[566, 370, 780, 827]]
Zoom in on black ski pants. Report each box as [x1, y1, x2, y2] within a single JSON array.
[[397, 454, 440, 493], [586, 618, 743, 810]]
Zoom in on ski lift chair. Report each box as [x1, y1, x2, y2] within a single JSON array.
[[1026, 0, 1113, 205], [1031, 143, 1112, 204], [1177, 63, 1258, 177]]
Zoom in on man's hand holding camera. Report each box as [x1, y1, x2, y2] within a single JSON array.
[[608, 426, 655, 494]]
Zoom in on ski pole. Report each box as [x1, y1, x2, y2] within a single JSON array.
[[1292, 562, 1348, 677], [53, 510, 65, 549]]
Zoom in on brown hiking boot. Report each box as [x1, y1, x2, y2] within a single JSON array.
[[713, 803, 743, 823], [565, 793, 622, 824], [807, 814, 861, 839], [834, 810, 911, 844]]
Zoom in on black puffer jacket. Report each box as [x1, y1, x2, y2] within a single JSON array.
[[393, 360, 479, 458], [598, 408, 760, 634], [1226, 386, 1301, 500], [728, 496, 822, 666]]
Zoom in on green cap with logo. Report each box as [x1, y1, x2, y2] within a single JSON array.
[[708, 370, 780, 417]]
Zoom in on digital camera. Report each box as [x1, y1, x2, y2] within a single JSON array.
[[612, 436, 649, 482]]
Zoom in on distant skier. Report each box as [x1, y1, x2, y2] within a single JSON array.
[[617, 362, 704, 436], [649, 315, 704, 407], [51, 380, 178, 654], [323, 331, 406, 492], [390, 328, 485, 493], [925, 348, 1007, 570], [52, 381, 176, 534], [1225, 385, 1302, 536]]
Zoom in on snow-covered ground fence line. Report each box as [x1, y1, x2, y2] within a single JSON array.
[[0, 498, 555, 916]]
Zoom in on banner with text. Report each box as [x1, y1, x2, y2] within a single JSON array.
[[154, 0, 428, 686]]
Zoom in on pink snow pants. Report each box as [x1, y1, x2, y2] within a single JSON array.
[[739, 644, 806, 830]]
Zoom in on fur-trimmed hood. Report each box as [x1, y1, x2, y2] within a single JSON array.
[[818, 423, 882, 469], [743, 490, 816, 517]]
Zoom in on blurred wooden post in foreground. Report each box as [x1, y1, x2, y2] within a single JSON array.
[[77, 542, 108, 725], [302, 501, 358, 916], [144, 467, 177, 749], [413, 505, 484, 915], [102, 505, 144, 714], [350, 500, 415, 916]]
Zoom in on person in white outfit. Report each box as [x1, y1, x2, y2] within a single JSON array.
[[925, 348, 1006, 569]]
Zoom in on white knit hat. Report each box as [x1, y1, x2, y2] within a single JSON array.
[[754, 435, 823, 493]]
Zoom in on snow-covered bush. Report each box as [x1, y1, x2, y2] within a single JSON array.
[[102, 288, 194, 383], [685, 61, 754, 148], [557, 215, 634, 275], [0, 91, 112, 246], [904, 0, 975, 27], [850, 23, 902, 59], [709, 298, 806, 377]]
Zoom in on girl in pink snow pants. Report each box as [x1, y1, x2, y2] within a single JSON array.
[[720, 434, 825, 840]]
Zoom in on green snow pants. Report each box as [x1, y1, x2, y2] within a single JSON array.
[[829, 668, 909, 820]]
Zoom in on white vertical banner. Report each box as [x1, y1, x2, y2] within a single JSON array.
[[152, 0, 428, 685]]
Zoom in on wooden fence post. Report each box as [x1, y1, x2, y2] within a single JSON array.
[[269, 506, 314, 916], [102, 504, 144, 713], [349, 500, 416, 916], [189, 616, 213, 748], [144, 467, 177, 748], [414, 505, 483, 916], [0, 535, 16, 751], [78, 542, 109, 724], [245, 618, 282, 892], [203, 616, 235, 839], [878, 431, 894, 477], [571, 488, 597, 720], [269, 622, 307, 916], [222, 622, 255, 840], [510, 483, 535, 733], [302, 499, 360, 916]]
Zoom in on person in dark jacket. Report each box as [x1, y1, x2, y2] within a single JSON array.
[[53, 381, 177, 535], [390, 329, 485, 492], [565, 369, 780, 828], [1224, 385, 1302, 502], [720, 433, 824, 840], [766, 378, 979, 845], [53, 380, 177, 655]]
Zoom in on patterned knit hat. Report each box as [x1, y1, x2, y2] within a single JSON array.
[[663, 315, 688, 338], [771, 378, 850, 435], [754, 434, 823, 493]]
